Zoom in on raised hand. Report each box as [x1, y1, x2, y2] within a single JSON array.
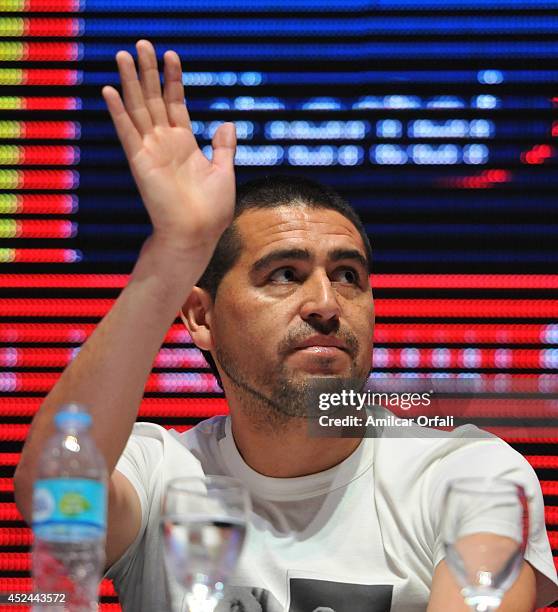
[[101, 40, 236, 253]]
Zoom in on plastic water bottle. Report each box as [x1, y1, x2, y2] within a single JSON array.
[[31, 403, 108, 611]]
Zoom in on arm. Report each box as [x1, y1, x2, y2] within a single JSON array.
[[13, 40, 237, 568], [427, 559, 536, 612], [424, 439, 556, 611]]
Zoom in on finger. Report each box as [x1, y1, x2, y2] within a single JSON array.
[[116, 50, 153, 135], [136, 40, 169, 127], [211, 122, 237, 171], [101, 85, 143, 160], [162, 50, 192, 129]]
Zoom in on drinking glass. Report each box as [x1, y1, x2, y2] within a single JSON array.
[[161, 476, 251, 612], [441, 477, 528, 612]]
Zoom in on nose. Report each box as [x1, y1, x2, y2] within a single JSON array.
[[299, 270, 341, 325]]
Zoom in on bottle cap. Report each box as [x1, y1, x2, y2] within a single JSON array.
[[54, 403, 92, 432]]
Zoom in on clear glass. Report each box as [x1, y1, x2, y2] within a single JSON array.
[[160, 476, 251, 612], [441, 477, 529, 612]]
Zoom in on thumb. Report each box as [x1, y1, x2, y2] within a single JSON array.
[[211, 122, 237, 170]]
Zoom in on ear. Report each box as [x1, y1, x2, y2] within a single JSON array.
[[180, 287, 214, 351]]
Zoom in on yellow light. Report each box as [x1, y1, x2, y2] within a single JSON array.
[[0, 70, 23, 86], [0, 2, 26, 12], [0, 146, 20, 164], [0, 42, 23, 61], [0, 18, 24, 37], [0, 97, 22, 109], [0, 170, 19, 189], [0, 249, 15, 263], [0, 220, 17, 238], [0, 121, 21, 138], [0, 195, 18, 214]]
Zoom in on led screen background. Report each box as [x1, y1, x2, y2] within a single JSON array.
[[0, 0, 557, 608]]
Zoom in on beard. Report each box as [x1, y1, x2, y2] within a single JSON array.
[[214, 329, 370, 431]]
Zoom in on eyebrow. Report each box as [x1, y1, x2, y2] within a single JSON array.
[[251, 247, 369, 275], [251, 248, 311, 274], [329, 248, 369, 272]]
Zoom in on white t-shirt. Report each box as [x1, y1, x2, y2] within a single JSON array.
[[105, 413, 558, 612]]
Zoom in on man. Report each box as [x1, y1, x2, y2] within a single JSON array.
[[14, 40, 558, 611]]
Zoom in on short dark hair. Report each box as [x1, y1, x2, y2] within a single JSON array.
[[194, 174, 373, 390]]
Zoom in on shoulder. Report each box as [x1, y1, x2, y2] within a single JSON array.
[[116, 422, 168, 474], [117, 420, 211, 485], [373, 412, 495, 464], [373, 416, 537, 497], [171, 415, 228, 466], [181, 415, 228, 441], [126, 418, 225, 456], [123, 420, 190, 450], [117, 416, 227, 478], [428, 430, 539, 497]]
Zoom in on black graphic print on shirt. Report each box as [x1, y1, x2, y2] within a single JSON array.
[[215, 580, 393, 611]]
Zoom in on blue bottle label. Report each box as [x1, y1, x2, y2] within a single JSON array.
[[32, 478, 106, 542]]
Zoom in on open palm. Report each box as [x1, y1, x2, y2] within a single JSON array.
[[102, 40, 236, 251]]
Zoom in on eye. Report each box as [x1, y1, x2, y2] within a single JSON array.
[[269, 267, 298, 283], [334, 268, 360, 284]]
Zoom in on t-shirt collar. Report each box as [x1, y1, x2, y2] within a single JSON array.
[[218, 416, 374, 501]]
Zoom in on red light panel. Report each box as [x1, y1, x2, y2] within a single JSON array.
[[1, 249, 80, 263], [0, 195, 77, 214], [2, 297, 557, 318], [23, 18, 82, 36]]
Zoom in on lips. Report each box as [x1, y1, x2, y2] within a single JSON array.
[[293, 336, 349, 352]]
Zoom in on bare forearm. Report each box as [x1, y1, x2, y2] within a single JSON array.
[[427, 560, 536, 612], [14, 236, 214, 519]]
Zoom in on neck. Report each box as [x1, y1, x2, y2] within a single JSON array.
[[229, 408, 363, 478]]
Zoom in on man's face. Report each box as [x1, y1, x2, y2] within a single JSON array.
[[209, 205, 375, 420]]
